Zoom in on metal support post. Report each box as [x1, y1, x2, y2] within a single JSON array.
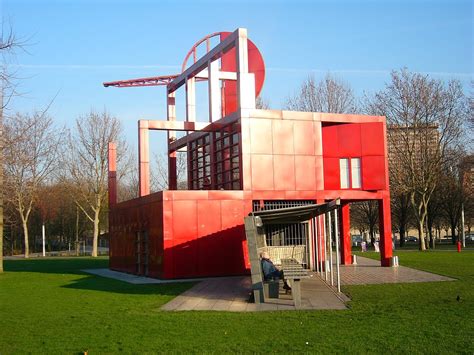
[[334, 208, 341, 293], [328, 212, 334, 286], [42, 224, 46, 257], [313, 217, 319, 273], [318, 217, 323, 275], [322, 215, 328, 282]]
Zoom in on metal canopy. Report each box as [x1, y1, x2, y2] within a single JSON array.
[[251, 198, 340, 225]]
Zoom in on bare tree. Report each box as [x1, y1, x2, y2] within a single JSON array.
[[66, 110, 126, 257], [286, 73, 356, 113], [256, 96, 270, 109], [152, 151, 187, 191], [1, 22, 23, 271], [351, 201, 379, 246], [3, 111, 61, 257], [390, 191, 413, 247], [368, 69, 468, 250]]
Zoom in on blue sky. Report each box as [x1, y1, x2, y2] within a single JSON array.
[[3, 0, 473, 151]]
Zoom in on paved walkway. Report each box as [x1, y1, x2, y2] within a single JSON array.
[[161, 274, 348, 312], [339, 255, 454, 285], [84, 255, 454, 312]]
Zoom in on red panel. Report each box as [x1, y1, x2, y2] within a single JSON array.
[[323, 157, 340, 190], [322, 124, 339, 157], [250, 119, 273, 154], [251, 154, 274, 190], [221, 200, 244, 229], [196, 200, 222, 276], [313, 122, 323, 155], [340, 204, 352, 265], [293, 121, 315, 155], [197, 200, 222, 236], [172, 200, 197, 241], [378, 197, 393, 266], [295, 156, 316, 190], [361, 122, 385, 156], [272, 120, 294, 155], [362, 156, 386, 190], [172, 239, 198, 278], [273, 155, 296, 190], [337, 123, 361, 157], [315, 156, 324, 190]]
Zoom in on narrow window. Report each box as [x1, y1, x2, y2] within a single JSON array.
[[339, 158, 350, 189], [351, 158, 361, 188]]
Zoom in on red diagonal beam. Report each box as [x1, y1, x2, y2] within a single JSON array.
[[103, 74, 179, 88]]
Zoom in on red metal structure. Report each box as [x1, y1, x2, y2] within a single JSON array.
[[105, 28, 393, 279]]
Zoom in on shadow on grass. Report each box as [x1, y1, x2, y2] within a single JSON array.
[[62, 274, 195, 296], [4, 257, 195, 296], [4, 257, 109, 275]]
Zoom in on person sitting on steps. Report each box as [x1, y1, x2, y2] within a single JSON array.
[[260, 251, 291, 292]]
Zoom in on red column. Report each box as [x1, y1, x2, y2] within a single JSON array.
[[107, 142, 117, 207], [138, 121, 150, 197], [318, 215, 325, 262], [168, 147, 177, 190], [378, 197, 393, 266], [339, 203, 352, 265]]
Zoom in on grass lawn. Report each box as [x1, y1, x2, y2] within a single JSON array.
[[1, 253, 473, 354]]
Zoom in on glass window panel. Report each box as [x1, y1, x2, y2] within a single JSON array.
[[232, 181, 240, 190], [232, 133, 239, 144], [232, 145, 239, 156], [223, 137, 230, 147], [339, 158, 350, 189], [232, 170, 240, 180], [351, 158, 361, 188], [232, 157, 240, 169]]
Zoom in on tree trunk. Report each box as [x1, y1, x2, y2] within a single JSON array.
[[399, 225, 406, 247], [418, 220, 426, 251], [450, 222, 457, 243], [92, 208, 100, 257], [22, 221, 29, 258]]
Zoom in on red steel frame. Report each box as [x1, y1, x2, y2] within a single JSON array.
[[106, 28, 393, 279]]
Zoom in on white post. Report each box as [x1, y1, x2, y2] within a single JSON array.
[[313, 218, 319, 273], [328, 212, 334, 286], [322, 215, 328, 282], [334, 208, 341, 293], [461, 203, 465, 248], [318, 217, 323, 275], [308, 216, 314, 270], [208, 60, 221, 122], [42, 224, 46, 257]]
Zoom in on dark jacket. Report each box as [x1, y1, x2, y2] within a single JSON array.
[[261, 258, 283, 280]]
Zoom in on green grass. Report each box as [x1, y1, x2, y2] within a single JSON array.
[[1, 254, 473, 354]]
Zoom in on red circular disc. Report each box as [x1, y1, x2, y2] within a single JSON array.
[[181, 31, 265, 98]]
